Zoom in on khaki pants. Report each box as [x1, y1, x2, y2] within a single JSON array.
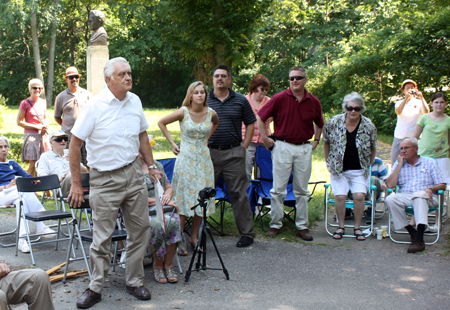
[[0, 269, 54, 310], [386, 192, 438, 231], [210, 146, 255, 238], [270, 141, 312, 230], [88, 157, 151, 293]]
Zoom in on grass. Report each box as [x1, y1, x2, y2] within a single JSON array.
[[0, 105, 346, 241]]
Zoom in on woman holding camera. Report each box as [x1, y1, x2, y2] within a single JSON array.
[[158, 81, 219, 254], [391, 79, 429, 165]]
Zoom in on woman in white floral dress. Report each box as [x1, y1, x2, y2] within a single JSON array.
[[158, 81, 219, 252]]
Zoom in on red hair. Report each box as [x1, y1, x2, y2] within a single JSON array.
[[249, 74, 270, 94]]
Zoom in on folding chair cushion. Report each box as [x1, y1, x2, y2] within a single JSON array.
[[25, 210, 72, 221]]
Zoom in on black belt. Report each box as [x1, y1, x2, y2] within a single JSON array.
[[209, 142, 241, 150], [271, 135, 309, 145]]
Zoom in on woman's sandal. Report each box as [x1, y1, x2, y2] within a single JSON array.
[[154, 268, 168, 284], [333, 227, 345, 239], [354, 228, 366, 241], [165, 268, 178, 283]]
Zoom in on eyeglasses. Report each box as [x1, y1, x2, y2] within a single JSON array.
[[258, 87, 268, 92], [214, 74, 228, 79], [52, 137, 67, 143], [289, 76, 305, 81], [68, 76, 80, 80], [346, 106, 362, 112], [400, 146, 414, 151], [32, 87, 43, 90]]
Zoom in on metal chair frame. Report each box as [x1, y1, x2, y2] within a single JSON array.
[[387, 188, 444, 245], [15, 174, 73, 265]]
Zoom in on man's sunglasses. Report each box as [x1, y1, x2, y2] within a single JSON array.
[[289, 76, 305, 81], [346, 106, 362, 112], [52, 137, 67, 143], [68, 75, 80, 80]]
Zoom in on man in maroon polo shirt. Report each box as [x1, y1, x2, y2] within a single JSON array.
[[257, 66, 324, 240]]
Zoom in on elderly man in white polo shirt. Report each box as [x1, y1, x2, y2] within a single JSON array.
[[37, 130, 87, 197], [68, 57, 162, 309]]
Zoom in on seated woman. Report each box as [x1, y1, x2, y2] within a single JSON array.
[[0, 136, 56, 253], [140, 154, 181, 284], [323, 92, 377, 240], [37, 130, 87, 197]]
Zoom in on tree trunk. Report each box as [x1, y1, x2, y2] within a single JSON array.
[[213, 44, 231, 69], [46, 0, 60, 106], [30, 2, 44, 98]]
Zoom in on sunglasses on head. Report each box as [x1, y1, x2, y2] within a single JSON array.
[[289, 76, 305, 81], [68, 75, 80, 80], [346, 106, 362, 112], [52, 137, 67, 143], [32, 87, 43, 90]]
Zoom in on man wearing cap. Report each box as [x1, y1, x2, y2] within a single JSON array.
[[37, 130, 87, 197], [54, 67, 92, 165], [391, 79, 429, 165]]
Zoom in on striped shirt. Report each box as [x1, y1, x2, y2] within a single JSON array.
[[207, 89, 256, 147], [391, 156, 446, 193], [372, 157, 388, 180]]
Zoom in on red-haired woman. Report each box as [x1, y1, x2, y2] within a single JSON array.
[[242, 74, 272, 183]]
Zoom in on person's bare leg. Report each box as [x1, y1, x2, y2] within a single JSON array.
[[27, 160, 36, 176], [353, 192, 366, 240], [333, 195, 347, 238], [163, 243, 177, 270], [190, 215, 202, 246], [151, 246, 167, 283]]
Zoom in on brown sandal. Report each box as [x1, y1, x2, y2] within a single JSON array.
[[165, 268, 178, 283], [154, 268, 167, 284]]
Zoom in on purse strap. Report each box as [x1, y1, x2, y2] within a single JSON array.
[[26, 99, 45, 125]]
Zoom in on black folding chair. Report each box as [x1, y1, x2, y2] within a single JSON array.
[[15, 174, 73, 265]]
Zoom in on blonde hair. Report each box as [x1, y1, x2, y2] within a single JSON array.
[[28, 78, 43, 91], [182, 81, 208, 107]]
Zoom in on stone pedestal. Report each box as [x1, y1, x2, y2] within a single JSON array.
[[87, 46, 109, 96]]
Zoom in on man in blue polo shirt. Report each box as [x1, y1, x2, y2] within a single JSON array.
[[207, 65, 256, 248], [257, 66, 324, 241]]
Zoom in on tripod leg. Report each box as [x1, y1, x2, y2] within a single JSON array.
[[205, 226, 229, 280], [185, 247, 198, 283]]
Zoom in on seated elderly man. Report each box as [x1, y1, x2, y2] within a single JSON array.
[[0, 263, 55, 309], [385, 137, 446, 253], [37, 130, 87, 197]]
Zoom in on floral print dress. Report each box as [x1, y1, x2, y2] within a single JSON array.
[[172, 106, 215, 217], [144, 161, 182, 259]]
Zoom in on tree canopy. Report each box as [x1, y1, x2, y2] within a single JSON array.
[[0, 0, 449, 134]]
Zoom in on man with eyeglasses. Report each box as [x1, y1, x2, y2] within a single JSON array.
[[257, 66, 324, 240], [54, 67, 92, 165], [37, 130, 87, 197], [207, 65, 256, 248], [385, 137, 446, 253]]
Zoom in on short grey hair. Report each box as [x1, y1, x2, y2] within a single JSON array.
[[401, 136, 419, 147], [289, 66, 306, 77], [342, 92, 366, 113], [104, 57, 130, 82], [28, 78, 43, 91], [0, 136, 10, 147]]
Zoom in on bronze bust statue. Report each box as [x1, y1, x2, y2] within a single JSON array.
[[88, 10, 107, 46]]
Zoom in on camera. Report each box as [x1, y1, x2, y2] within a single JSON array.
[[409, 89, 417, 95], [199, 187, 216, 199]]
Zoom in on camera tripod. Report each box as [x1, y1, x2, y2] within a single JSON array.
[[185, 196, 229, 282]]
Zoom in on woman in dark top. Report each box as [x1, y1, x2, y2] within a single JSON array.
[[323, 92, 377, 240]]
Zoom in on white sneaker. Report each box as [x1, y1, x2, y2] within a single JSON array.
[[425, 224, 438, 233], [36, 227, 57, 238], [19, 240, 30, 253]]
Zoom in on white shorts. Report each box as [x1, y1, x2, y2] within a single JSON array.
[[330, 170, 369, 196]]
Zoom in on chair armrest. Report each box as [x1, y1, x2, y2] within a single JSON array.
[[438, 190, 444, 194], [324, 184, 330, 189], [370, 185, 377, 190]]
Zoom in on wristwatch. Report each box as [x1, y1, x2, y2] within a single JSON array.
[[148, 164, 157, 170]]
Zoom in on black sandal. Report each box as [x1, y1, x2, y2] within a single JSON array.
[[333, 227, 345, 239], [354, 228, 366, 241]]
